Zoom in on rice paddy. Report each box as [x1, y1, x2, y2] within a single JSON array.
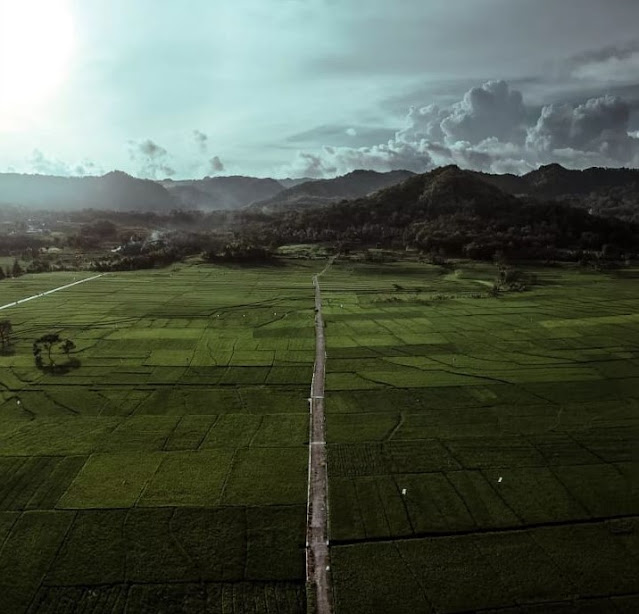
[[0, 259, 637, 613]]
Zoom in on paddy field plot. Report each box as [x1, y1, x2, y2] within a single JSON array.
[[0, 263, 315, 614], [321, 261, 639, 614]]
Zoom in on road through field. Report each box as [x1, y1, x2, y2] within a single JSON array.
[[307, 271, 333, 613], [0, 274, 104, 311]]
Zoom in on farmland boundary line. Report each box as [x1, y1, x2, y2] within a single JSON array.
[[328, 512, 639, 546], [0, 274, 105, 311]]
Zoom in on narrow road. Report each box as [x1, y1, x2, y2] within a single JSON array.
[[0, 274, 104, 311], [306, 272, 333, 614]]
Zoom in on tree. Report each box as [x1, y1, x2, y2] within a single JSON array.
[[12, 259, 23, 277], [61, 339, 76, 355], [33, 334, 77, 370], [0, 320, 13, 349], [34, 333, 61, 368]]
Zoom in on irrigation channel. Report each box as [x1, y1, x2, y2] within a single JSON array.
[[306, 271, 334, 614]]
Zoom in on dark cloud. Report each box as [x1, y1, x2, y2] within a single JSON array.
[[128, 139, 176, 179], [559, 39, 639, 84], [285, 80, 639, 178], [193, 130, 209, 153], [208, 156, 225, 174], [567, 39, 639, 66]]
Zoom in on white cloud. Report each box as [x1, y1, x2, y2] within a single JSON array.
[[440, 80, 527, 145], [284, 81, 639, 178], [526, 95, 637, 162]]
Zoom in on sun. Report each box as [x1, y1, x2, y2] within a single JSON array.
[[0, 0, 75, 124]]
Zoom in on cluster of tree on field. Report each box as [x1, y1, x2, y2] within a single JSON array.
[[1, 317, 80, 373]]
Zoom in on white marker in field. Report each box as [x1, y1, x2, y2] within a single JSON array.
[[498, 477, 503, 483], [401, 488, 407, 495]]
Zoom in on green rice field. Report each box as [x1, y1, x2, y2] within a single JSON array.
[[320, 261, 639, 613], [1, 259, 638, 613], [0, 262, 316, 614]]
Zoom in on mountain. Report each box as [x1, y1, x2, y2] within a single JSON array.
[[471, 164, 639, 223], [161, 176, 285, 210], [0, 171, 175, 211], [473, 163, 639, 197], [245, 165, 638, 257], [249, 169, 415, 212], [277, 177, 313, 189], [291, 165, 520, 224]]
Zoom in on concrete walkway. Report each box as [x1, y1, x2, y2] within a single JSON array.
[[306, 271, 333, 614]]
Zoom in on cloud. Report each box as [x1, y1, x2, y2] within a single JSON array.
[[346, 128, 357, 137], [441, 80, 528, 145], [562, 40, 639, 85], [208, 156, 225, 174], [284, 80, 639, 178], [526, 95, 638, 162], [27, 150, 99, 177], [193, 130, 209, 153], [286, 141, 434, 178], [127, 139, 176, 179]]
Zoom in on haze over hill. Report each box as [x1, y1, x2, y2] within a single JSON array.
[[160, 176, 285, 210], [2, 164, 639, 225], [0, 171, 175, 212], [0, 168, 417, 213]]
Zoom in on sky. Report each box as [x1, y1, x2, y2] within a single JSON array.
[[1, 0, 639, 179]]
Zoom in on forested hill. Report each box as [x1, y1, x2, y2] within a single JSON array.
[[249, 169, 415, 211], [0, 171, 175, 212], [241, 165, 638, 259], [474, 163, 639, 197], [473, 163, 639, 222]]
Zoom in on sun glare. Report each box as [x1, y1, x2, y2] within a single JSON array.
[[0, 0, 75, 126]]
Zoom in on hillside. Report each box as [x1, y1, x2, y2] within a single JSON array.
[[250, 169, 415, 212], [244, 165, 638, 258], [0, 171, 175, 212], [161, 176, 285, 210], [473, 164, 639, 222]]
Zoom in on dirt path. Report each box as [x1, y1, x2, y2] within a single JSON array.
[[0, 274, 104, 311], [306, 270, 333, 614]]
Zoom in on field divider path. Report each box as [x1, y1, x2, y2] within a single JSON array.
[[0, 273, 105, 311], [306, 261, 334, 614]]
